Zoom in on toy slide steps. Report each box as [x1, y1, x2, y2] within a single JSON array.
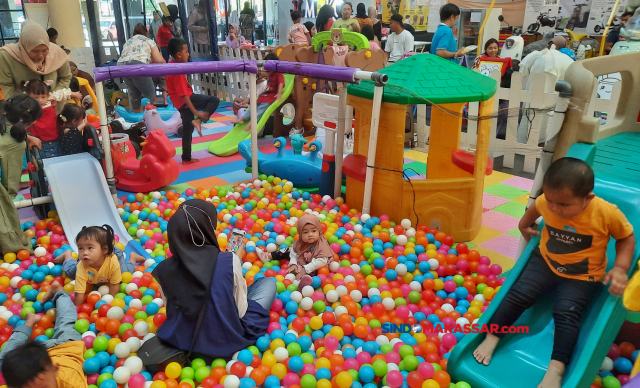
[[42, 153, 150, 260], [208, 74, 295, 156], [448, 133, 640, 388]]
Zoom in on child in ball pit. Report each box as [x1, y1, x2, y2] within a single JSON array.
[[0, 282, 86, 388], [54, 240, 145, 280], [61, 225, 145, 306], [473, 157, 635, 388], [257, 214, 334, 290]]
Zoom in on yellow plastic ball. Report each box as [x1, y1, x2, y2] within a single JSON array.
[[422, 379, 440, 388], [63, 284, 75, 293], [310, 316, 323, 330], [315, 357, 331, 369], [262, 353, 277, 367], [3, 253, 17, 263], [329, 326, 344, 340], [336, 371, 353, 388], [107, 338, 121, 354], [165, 362, 182, 379], [270, 338, 285, 351], [122, 273, 133, 283], [271, 363, 287, 380], [111, 299, 126, 309], [434, 279, 444, 291]]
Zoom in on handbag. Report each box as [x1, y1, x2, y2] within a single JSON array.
[[138, 300, 207, 374]]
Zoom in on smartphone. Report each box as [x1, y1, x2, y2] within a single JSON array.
[[226, 229, 246, 253]]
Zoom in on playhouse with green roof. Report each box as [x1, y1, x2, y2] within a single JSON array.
[[343, 54, 497, 241]]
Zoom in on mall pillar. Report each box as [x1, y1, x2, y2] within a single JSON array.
[[47, 0, 85, 48]]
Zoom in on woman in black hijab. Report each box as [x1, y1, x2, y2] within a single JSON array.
[[153, 199, 276, 358]]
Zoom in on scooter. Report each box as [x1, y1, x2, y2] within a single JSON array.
[[593, 15, 620, 34]]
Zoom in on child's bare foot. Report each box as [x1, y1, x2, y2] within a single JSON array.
[[537, 360, 565, 388], [41, 282, 64, 303], [473, 333, 500, 365], [192, 119, 203, 137], [25, 313, 42, 328], [231, 118, 245, 125]]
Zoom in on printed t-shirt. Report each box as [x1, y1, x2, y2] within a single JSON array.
[[257, 73, 285, 104], [166, 59, 193, 109], [536, 194, 633, 282], [75, 253, 122, 293], [287, 23, 310, 45]]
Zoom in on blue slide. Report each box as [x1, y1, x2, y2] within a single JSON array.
[[448, 132, 640, 388]]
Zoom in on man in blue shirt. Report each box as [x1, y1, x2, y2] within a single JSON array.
[[430, 4, 464, 62]]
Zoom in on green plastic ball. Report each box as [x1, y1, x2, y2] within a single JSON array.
[[194, 366, 211, 383], [602, 376, 621, 388], [403, 355, 419, 371], [211, 358, 226, 368], [74, 319, 89, 333], [300, 374, 317, 388], [313, 301, 326, 313], [97, 373, 114, 387], [92, 336, 109, 352], [372, 359, 388, 376], [287, 342, 302, 357], [180, 366, 195, 381]]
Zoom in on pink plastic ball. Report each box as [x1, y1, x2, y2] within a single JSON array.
[[436, 266, 446, 277], [50, 234, 62, 244], [324, 335, 339, 351], [400, 284, 411, 297], [478, 256, 491, 265], [619, 374, 630, 385], [301, 364, 316, 376], [344, 358, 360, 370], [271, 299, 283, 312], [20, 261, 32, 269], [83, 336, 95, 349], [385, 351, 401, 364], [443, 280, 457, 293], [490, 264, 502, 276], [457, 259, 469, 272], [418, 253, 428, 262], [36, 230, 47, 238], [417, 362, 435, 379], [267, 322, 281, 334], [330, 243, 341, 253], [407, 304, 419, 314], [442, 317, 455, 327], [477, 264, 490, 276], [442, 333, 457, 348], [87, 374, 99, 385], [420, 307, 433, 316], [185, 188, 195, 196], [608, 344, 621, 360], [325, 199, 336, 208], [396, 305, 410, 320], [312, 291, 324, 302], [122, 315, 135, 324], [379, 284, 391, 292], [386, 370, 404, 388], [283, 373, 300, 388], [356, 351, 371, 365], [128, 374, 146, 388], [144, 240, 156, 249], [273, 223, 283, 233]]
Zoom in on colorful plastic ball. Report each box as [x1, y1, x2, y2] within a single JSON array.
[[602, 376, 621, 388], [613, 357, 632, 374], [83, 358, 101, 375]]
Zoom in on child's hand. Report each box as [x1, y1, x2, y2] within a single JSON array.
[[295, 271, 306, 280], [28, 135, 42, 150], [276, 93, 283, 101], [195, 111, 209, 121], [71, 92, 82, 101], [287, 265, 297, 274], [129, 252, 146, 264], [63, 128, 70, 134], [520, 225, 540, 242], [604, 266, 628, 296]]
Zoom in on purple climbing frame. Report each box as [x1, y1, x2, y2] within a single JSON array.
[[93, 60, 258, 82], [264, 61, 359, 83]]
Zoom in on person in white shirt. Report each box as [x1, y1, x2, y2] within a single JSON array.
[[385, 13, 414, 63]]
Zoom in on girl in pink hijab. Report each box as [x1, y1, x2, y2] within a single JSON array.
[[258, 214, 334, 290]]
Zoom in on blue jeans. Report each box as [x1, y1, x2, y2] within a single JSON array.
[[39, 140, 62, 159], [0, 291, 79, 369], [63, 246, 133, 279], [241, 103, 270, 123], [247, 277, 277, 311]]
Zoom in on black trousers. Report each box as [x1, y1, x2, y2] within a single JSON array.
[[178, 94, 220, 161], [489, 248, 600, 364]]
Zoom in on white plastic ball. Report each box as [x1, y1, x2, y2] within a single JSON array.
[[266, 243, 277, 253], [223, 214, 233, 223], [132, 210, 140, 216], [152, 298, 164, 307], [10, 276, 21, 288], [129, 299, 143, 309], [125, 283, 139, 294], [601, 357, 614, 371], [0, 307, 6, 314], [350, 264, 361, 274], [472, 318, 480, 325], [290, 291, 303, 303], [405, 228, 416, 237], [276, 235, 286, 245], [118, 208, 125, 215], [382, 298, 395, 311], [387, 363, 400, 372], [34, 247, 47, 257], [132, 271, 144, 278], [301, 286, 314, 298], [274, 347, 289, 362], [350, 290, 362, 303], [253, 179, 262, 187], [126, 337, 142, 353], [224, 375, 240, 388], [285, 273, 296, 282], [144, 259, 155, 268], [300, 297, 313, 311], [148, 202, 158, 211], [401, 219, 412, 229], [441, 303, 454, 313], [226, 360, 237, 372], [354, 224, 363, 233], [113, 367, 131, 384], [368, 288, 380, 298], [0, 311, 13, 321], [246, 241, 256, 248], [245, 366, 253, 378], [12, 293, 22, 302], [396, 235, 408, 246], [98, 285, 110, 296], [322, 195, 332, 203], [134, 321, 149, 336], [106, 307, 125, 321], [82, 331, 96, 338], [344, 275, 356, 283], [336, 285, 348, 297], [7, 264, 19, 272], [395, 264, 407, 276], [101, 295, 114, 304], [334, 306, 348, 316], [361, 214, 371, 222], [456, 318, 470, 329], [114, 342, 131, 358], [375, 335, 390, 346], [231, 351, 240, 360], [428, 259, 440, 270], [326, 290, 339, 303], [152, 192, 161, 199], [474, 295, 486, 303], [410, 281, 422, 292], [329, 261, 340, 272]]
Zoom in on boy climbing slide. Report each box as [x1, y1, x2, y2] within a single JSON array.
[[473, 157, 635, 388]]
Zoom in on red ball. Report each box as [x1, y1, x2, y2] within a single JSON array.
[[230, 361, 246, 377]]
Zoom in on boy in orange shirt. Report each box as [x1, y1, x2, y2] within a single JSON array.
[[473, 157, 635, 388], [0, 282, 86, 388]]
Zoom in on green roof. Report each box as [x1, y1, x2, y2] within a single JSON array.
[[347, 54, 498, 104]]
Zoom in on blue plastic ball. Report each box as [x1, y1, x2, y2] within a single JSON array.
[[613, 357, 633, 374], [83, 358, 101, 375], [288, 356, 304, 373], [237, 349, 254, 365]]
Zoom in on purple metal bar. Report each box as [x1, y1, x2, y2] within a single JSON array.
[[264, 61, 359, 83], [93, 60, 258, 82]]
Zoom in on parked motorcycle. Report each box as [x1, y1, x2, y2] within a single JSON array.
[[528, 10, 557, 33]]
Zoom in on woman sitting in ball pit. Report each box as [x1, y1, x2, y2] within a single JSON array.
[[152, 199, 277, 359]]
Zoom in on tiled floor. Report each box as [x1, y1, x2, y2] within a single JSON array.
[[18, 103, 534, 271]]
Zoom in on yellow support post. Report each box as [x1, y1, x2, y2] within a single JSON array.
[[599, 0, 622, 56], [477, 0, 497, 56]]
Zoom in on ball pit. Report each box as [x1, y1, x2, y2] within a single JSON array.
[[0, 174, 517, 388], [592, 342, 638, 388]]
